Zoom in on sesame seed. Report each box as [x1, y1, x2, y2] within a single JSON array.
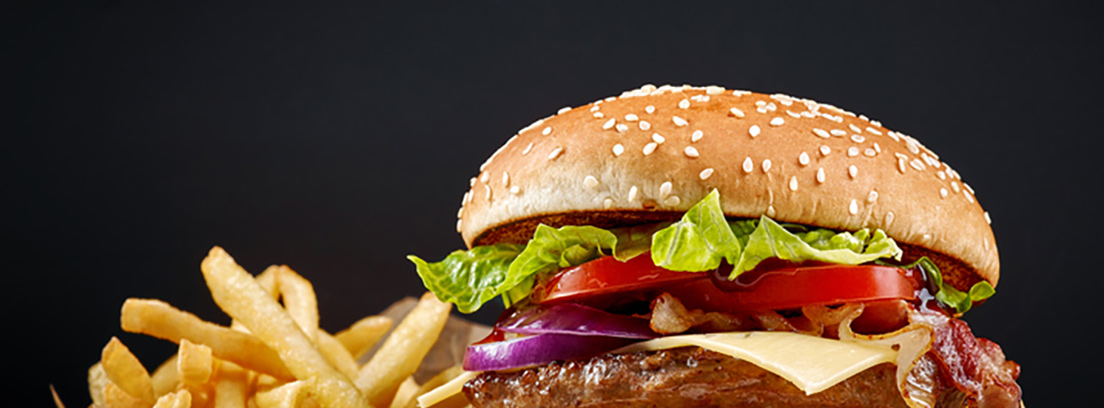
[[799, 152, 810, 166], [743, 157, 754, 173], [766, 102, 777, 111], [590, 105, 601, 112], [851, 134, 866, 143], [849, 124, 862, 133], [756, 107, 767, 114], [678, 99, 690, 109], [755, 100, 766, 107], [767, 205, 776, 217], [887, 131, 901, 142], [848, 147, 860, 157], [871, 120, 882, 127], [639, 121, 651, 130], [643, 142, 658, 155], [628, 186, 639, 201], [951, 181, 960, 193], [558, 106, 572, 114], [867, 190, 879, 203], [652, 133, 666, 144], [593, 112, 605, 118], [873, 142, 881, 153], [964, 190, 975, 203], [691, 129, 703, 142], [684, 146, 700, 158], [502, 172, 510, 186], [937, 171, 946, 180], [699, 168, 714, 180], [849, 165, 858, 179], [603, 118, 616, 130], [984, 212, 991, 225], [849, 199, 859, 215], [940, 188, 948, 198], [761, 159, 772, 173], [770, 117, 785, 126], [522, 142, 534, 155], [613, 144, 624, 156], [465, 190, 473, 204], [906, 140, 920, 154], [813, 128, 830, 138], [706, 85, 724, 95], [625, 113, 639, 122], [885, 211, 895, 225], [786, 110, 800, 118], [864, 148, 876, 157], [749, 125, 761, 138], [801, 111, 815, 118], [910, 158, 925, 171], [830, 129, 847, 136], [584, 175, 600, 189], [616, 124, 629, 133], [548, 146, 564, 160], [468, 178, 476, 187], [605, 96, 616, 102], [603, 198, 614, 209], [816, 168, 826, 183], [481, 171, 490, 183], [866, 127, 882, 135], [897, 158, 908, 173], [964, 183, 975, 194], [660, 181, 672, 197], [729, 108, 746, 118], [542, 126, 552, 136], [789, 176, 798, 191], [733, 90, 750, 96], [645, 105, 656, 114], [673, 116, 689, 127], [819, 145, 831, 156], [510, 186, 520, 195], [664, 196, 681, 206], [484, 184, 492, 200], [456, 219, 463, 232]]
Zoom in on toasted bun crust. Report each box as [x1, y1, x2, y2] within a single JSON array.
[[457, 85, 998, 287]]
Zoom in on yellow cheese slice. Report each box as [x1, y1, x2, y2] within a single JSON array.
[[615, 331, 897, 395], [416, 331, 898, 405]]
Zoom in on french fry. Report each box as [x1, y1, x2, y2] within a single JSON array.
[[121, 298, 293, 380], [101, 337, 156, 404], [178, 339, 215, 386], [389, 377, 419, 408], [335, 315, 393, 360], [213, 361, 250, 408], [89, 362, 108, 407], [254, 379, 310, 408], [152, 389, 192, 408], [150, 355, 180, 397], [315, 329, 360, 381], [275, 265, 319, 342], [405, 366, 465, 408], [356, 292, 451, 407], [50, 384, 66, 408], [103, 381, 148, 408], [200, 246, 370, 408]]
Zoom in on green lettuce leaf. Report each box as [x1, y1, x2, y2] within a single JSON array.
[[408, 244, 524, 313], [650, 190, 902, 278], [888, 257, 995, 314]]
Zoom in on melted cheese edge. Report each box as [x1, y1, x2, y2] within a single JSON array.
[[416, 331, 897, 406]]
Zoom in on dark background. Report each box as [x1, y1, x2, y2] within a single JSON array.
[[8, 1, 1101, 405]]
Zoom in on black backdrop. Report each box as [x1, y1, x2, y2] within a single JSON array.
[[8, 1, 1102, 406]]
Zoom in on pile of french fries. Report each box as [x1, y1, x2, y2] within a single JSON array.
[[84, 246, 466, 408]]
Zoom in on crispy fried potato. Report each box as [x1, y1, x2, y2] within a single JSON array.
[[253, 379, 310, 408], [103, 381, 148, 408], [200, 246, 370, 408], [121, 298, 293, 380], [150, 355, 179, 397], [315, 329, 360, 381], [213, 360, 250, 408], [50, 384, 65, 408], [101, 337, 156, 404], [178, 339, 214, 386], [335, 315, 392, 360], [388, 377, 419, 408], [405, 366, 465, 408], [89, 362, 108, 407], [274, 265, 319, 342], [152, 389, 192, 408], [356, 292, 451, 407]]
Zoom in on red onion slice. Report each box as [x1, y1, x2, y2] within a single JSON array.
[[463, 332, 633, 371], [495, 303, 657, 339]]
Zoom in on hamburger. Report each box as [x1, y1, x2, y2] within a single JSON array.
[[411, 84, 1022, 407]]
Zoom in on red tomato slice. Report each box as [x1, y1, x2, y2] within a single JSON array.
[[670, 264, 920, 312], [531, 255, 706, 304], [533, 255, 920, 313]]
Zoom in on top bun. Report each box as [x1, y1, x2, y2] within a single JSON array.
[[456, 85, 998, 288]]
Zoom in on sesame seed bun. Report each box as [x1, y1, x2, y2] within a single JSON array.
[[457, 84, 998, 289]]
